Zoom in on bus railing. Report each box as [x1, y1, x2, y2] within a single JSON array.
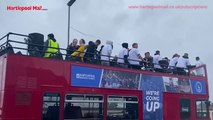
[[189, 64, 207, 77], [0, 32, 207, 77]]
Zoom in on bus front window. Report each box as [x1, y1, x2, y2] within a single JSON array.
[[196, 100, 210, 119]]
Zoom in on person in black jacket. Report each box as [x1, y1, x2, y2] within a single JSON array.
[[84, 39, 101, 63], [65, 39, 79, 60], [143, 52, 153, 70]]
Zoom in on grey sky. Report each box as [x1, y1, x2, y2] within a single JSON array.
[[0, 0, 212, 101]]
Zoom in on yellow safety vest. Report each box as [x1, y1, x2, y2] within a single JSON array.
[[44, 39, 59, 58]]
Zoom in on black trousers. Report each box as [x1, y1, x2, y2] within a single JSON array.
[[130, 65, 141, 70], [177, 67, 187, 75]]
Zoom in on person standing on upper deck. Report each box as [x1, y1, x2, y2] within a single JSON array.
[[169, 53, 180, 74], [117, 43, 129, 68], [43, 33, 60, 58], [169, 54, 180, 68], [100, 40, 113, 66], [84, 39, 101, 63], [66, 39, 79, 60], [143, 52, 153, 70], [195, 57, 204, 76], [71, 39, 86, 62], [176, 53, 190, 75], [153, 50, 162, 72], [128, 43, 143, 70]]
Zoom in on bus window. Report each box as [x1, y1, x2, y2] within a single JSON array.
[[196, 100, 210, 118], [107, 96, 138, 120], [64, 94, 103, 120], [180, 99, 191, 119], [42, 93, 60, 120]]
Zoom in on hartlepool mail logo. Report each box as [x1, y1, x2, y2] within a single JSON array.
[[7, 6, 48, 11], [76, 73, 96, 80]]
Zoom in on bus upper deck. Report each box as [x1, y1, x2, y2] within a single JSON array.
[[0, 32, 210, 120]]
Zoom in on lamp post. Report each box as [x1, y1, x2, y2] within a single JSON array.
[[67, 0, 76, 47]]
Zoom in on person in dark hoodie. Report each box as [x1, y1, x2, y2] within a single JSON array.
[[43, 33, 60, 58], [84, 39, 101, 63]]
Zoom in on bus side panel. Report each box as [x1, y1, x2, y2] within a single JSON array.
[[2, 90, 42, 120], [163, 93, 180, 120], [1, 55, 43, 120]]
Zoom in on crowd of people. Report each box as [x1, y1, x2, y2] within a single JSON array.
[[43, 33, 205, 76], [100, 70, 140, 89]]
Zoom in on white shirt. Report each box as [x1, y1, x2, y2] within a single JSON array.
[[196, 60, 204, 67], [100, 44, 112, 61], [128, 48, 140, 65], [169, 57, 179, 69], [176, 56, 190, 68], [153, 54, 162, 69], [195, 60, 204, 76], [117, 48, 128, 63]]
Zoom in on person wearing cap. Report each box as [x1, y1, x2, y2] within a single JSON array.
[[43, 33, 60, 58], [176, 53, 191, 75], [117, 43, 129, 68]]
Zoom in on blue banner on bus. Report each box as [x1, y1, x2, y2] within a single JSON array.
[[71, 66, 102, 87], [141, 74, 164, 120], [140, 74, 165, 92], [71, 65, 207, 95], [71, 66, 141, 90], [143, 90, 163, 120], [190, 80, 206, 94]]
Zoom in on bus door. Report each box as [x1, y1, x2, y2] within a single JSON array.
[[180, 99, 191, 120], [163, 94, 191, 120]]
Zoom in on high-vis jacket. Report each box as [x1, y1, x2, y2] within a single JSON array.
[[44, 39, 59, 58]]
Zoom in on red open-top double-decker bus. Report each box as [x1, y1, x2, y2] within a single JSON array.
[[0, 33, 211, 120]]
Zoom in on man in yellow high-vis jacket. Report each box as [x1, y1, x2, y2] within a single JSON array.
[[43, 33, 60, 58]]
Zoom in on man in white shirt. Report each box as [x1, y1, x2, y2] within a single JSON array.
[[128, 43, 143, 69], [176, 53, 190, 75], [153, 50, 162, 72], [169, 54, 180, 73], [100, 40, 113, 66], [195, 57, 204, 76], [117, 43, 129, 68]]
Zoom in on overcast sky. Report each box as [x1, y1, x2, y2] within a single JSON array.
[[0, 0, 212, 101]]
